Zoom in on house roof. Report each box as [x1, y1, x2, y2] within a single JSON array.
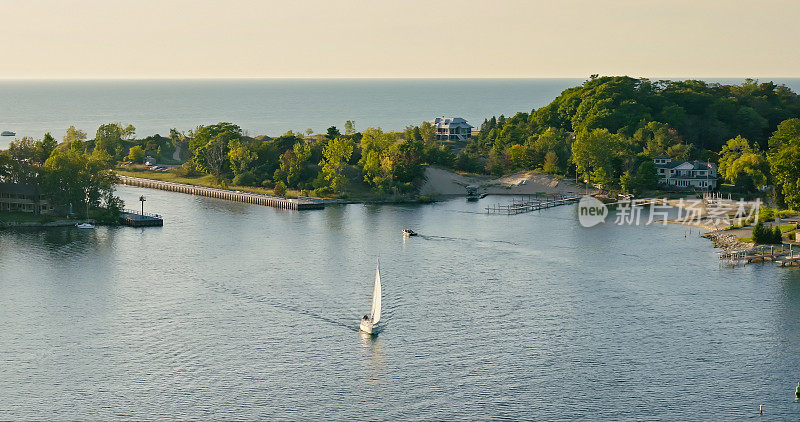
[[430, 116, 473, 129], [655, 160, 717, 171], [0, 183, 39, 195]]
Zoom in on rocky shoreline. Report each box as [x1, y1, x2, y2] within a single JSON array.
[[700, 230, 754, 251]]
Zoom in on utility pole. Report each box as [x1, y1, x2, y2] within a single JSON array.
[[139, 195, 146, 215]]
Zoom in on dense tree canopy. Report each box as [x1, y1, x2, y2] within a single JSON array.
[[465, 76, 800, 192], [767, 118, 800, 209]]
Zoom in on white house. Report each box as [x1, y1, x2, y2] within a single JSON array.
[[653, 156, 717, 190], [430, 117, 473, 142]]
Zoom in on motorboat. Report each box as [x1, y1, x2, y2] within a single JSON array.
[[1, 131, 15, 137], [402, 229, 417, 237], [76, 223, 95, 229], [466, 185, 480, 200], [359, 258, 383, 335]]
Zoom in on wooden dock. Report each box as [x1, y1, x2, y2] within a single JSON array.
[[486, 194, 581, 215], [118, 176, 324, 211], [719, 244, 800, 266], [119, 209, 164, 227]]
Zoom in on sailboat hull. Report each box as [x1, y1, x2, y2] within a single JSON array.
[[359, 320, 380, 335]]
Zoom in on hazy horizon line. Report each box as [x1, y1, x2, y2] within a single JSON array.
[[1, 76, 800, 82]]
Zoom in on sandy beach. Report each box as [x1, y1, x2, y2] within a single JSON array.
[[419, 166, 593, 197]]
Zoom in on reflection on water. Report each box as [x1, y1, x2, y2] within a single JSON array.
[[360, 332, 386, 381], [1, 185, 799, 420]]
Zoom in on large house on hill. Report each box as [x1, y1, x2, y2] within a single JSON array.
[[653, 156, 717, 190], [430, 117, 473, 142]]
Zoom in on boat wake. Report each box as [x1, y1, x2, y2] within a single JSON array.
[[204, 279, 362, 332], [419, 234, 520, 246]]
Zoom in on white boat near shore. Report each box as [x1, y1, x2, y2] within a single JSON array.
[[1, 131, 15, 136]]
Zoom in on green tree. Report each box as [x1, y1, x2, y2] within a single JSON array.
[[726, 152, 769, 190], [719, 135, 769, 190], [34, 133, 58, 164], [344, 120, 356, 135], [767, 118, 800, 209], [527, 127, 572, 170], [227, 139, 256, 176], [419, 121, 436, 142], [543, 151, 560, 174], [126, 145, 146, 163], [326, 126, 341, 140], [719, 136, 754, 180], [190, 123, 241, 177], [273, 181, 287, 197], [572, 128, 626, 184], [753, 221, 783, 244], [620, 171, 633, 193], [8, 137, 37, 162], [94, 123, 124, 157], [361, 149, 386, 188], [319, 137, 354, 192], [666, 143, 692, 160], [277, 142, 311, 187], [42, 148, 117, 217], [507, 144, 531, 169], [122, 124, 136, 141], [202, 134, 230, 179], [64, 126, 88, 152]]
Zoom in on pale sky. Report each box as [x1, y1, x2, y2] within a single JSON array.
[[1, 0, 799, 79]]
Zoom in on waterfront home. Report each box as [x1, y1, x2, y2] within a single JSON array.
[[0, 183, 53, 214], [430, 117, 473, 142], [653, 156, 717, 190]]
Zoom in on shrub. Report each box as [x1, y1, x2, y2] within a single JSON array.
[[772, 226, 783, 243], [753, 222, 784, 244], [232, 171, 256, 186], [312, 187, 330, 197], [126, 145, 145, 163], [273, 181, 287, 197], [171, 160, 202, 177]]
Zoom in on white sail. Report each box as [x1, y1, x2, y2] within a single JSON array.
[[370, 259, 382, 324]]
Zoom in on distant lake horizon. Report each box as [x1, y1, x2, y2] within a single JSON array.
[[2, 77, 800, 149]]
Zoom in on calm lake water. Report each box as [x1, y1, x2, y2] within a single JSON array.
[[3, 78, 800, 149], [1, 186, 799, 420]]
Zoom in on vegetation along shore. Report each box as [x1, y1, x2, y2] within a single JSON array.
[[2, 77, 799, 250]]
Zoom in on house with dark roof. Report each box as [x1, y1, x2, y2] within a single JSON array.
[[0, 183, 53, 214], [430, 117, 473, 142], [653, 157, 717, 190]]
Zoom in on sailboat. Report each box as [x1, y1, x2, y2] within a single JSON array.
[[359, 258, 382, 335]]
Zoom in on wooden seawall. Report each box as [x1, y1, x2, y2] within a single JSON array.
[[118, 176, 324, 210]]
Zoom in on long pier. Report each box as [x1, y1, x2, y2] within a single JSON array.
[[118, 176, 324, 210], [486, 194, 581, 215]]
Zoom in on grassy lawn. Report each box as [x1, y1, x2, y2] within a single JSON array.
[[0, 211, 57, 224]]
